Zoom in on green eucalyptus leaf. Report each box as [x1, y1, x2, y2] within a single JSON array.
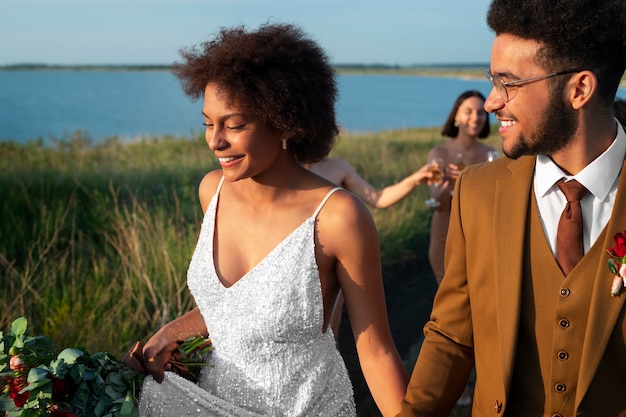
[[24, 335, 54, 355], [72, 387, 90, 410], [11, 334, 24, 351], [609, 258, 619, 275], [58, 347, 85, 364], [83, 368, 100, 381], [105, 385, 125, 401], [95, 395, 113, 417], [10, 317, 27, 338], [22, 376, 51, 391], [27, 366, 50, 383], [68, 363, 86, 382], [0, 393, 15, 411], [107, 372, 126, 386], [120, 391, 138, 416], [49, 357, 71, 377]]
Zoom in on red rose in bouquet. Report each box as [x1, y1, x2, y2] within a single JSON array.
[[7, 375, 29, 407]]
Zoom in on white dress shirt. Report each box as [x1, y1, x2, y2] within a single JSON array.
[[534, 120, 626, 257]]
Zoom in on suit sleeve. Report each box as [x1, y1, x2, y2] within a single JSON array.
[[398, 167, 477, 417]]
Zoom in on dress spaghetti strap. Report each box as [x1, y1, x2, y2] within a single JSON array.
[[215, 176, 225, 195], [312, 187, 342, 219]]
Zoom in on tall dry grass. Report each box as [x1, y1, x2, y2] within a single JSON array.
[[0, 127, 499, 360]]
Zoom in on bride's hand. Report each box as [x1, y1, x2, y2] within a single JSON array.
[[123, 331, 181, 383], [143, 331, 182, 380]]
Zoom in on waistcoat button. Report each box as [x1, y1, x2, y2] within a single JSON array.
[[557, 351, 569, 360], [555, 383, 567, 392], [560, 288, 570, 297], [558, 319, 570, 328]]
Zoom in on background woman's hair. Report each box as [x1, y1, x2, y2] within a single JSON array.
[[441, 90, 490, 139]]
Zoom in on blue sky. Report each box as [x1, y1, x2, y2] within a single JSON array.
[[1, 0, 495, 66]]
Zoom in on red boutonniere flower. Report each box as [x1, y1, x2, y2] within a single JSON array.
[[606, 231, 626, 296]]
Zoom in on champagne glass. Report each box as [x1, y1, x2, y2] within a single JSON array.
[[487, 150, 501, 162], [428, 157, 444, 184], [425, 157, 444, 208], [454, 152, 466, 171]]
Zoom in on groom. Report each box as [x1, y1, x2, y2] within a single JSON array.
[[399, 0, 626, 416]]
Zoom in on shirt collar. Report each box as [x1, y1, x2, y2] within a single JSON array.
[[535, 119, 626, 200]]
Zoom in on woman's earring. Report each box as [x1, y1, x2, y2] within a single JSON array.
[[454, 121, 459, 127], [282, 138, 287, 150]]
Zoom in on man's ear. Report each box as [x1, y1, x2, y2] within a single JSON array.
[[568, 70, 597, 110]]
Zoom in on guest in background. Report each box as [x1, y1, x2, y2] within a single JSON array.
[[306, 157, 434, 339], [426, 90, 494, 285]]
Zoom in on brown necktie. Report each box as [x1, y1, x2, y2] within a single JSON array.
[[556, 179, 589, 275]]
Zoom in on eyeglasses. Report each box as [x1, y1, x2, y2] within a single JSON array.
[[485, 69, 581, 102]]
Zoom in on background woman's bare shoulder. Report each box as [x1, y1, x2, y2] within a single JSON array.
[[198, 170, 223, 212]]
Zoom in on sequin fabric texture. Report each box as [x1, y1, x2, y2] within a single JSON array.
[[138, 179, 356, 417]]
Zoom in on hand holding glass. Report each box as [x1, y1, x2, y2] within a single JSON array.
[[425, 158, 444, 208]]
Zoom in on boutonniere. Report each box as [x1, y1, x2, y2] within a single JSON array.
[[607, 231, 626, 296]]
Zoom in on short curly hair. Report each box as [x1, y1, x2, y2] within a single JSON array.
[[487, 0, 626, 107], [441, 90, 490, 139], [172, 23, 338, 164]]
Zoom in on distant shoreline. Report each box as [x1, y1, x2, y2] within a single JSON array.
[[2, 63, 623, 86], [0, 63, 488, 80]]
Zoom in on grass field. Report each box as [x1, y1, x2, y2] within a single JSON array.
[[0, 127, 502, 416]]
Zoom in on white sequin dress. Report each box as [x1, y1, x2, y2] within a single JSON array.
[[138, 177, 356, 416]]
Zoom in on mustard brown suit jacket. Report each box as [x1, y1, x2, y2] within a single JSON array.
[[399, 154, 626, 417]]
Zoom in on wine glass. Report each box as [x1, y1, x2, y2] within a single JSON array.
[[425, 157, 444, 208], [487, 150, 501, 162], [454, 152, 466, 171]]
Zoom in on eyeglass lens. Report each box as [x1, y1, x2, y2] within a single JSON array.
[[486, 71, 508, 101]]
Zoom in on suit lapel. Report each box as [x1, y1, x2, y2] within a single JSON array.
[[576, 157, 626, 404], [493, 156, 536, 392]]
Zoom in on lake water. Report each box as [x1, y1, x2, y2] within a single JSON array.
[[1, 71, 624, 143]]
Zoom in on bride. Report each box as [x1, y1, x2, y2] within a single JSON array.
[[124, 23, 408, 416]]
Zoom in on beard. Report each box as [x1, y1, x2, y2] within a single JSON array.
[[504, 88, 577, 159]]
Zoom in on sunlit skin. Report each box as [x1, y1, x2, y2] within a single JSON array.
[[202, 83, 287, 185], [305, 157, 433, 209], [140, 82, 409, 417], [484, 33, 616, 175], [426, 95, 494, 209]]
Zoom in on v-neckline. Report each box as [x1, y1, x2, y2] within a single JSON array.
[[211, 192, 313, 290]]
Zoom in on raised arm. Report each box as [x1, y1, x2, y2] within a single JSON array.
[[336, 158, 432, 208]]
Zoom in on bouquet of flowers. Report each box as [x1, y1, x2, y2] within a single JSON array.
[[0, 317, 212, 417]]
